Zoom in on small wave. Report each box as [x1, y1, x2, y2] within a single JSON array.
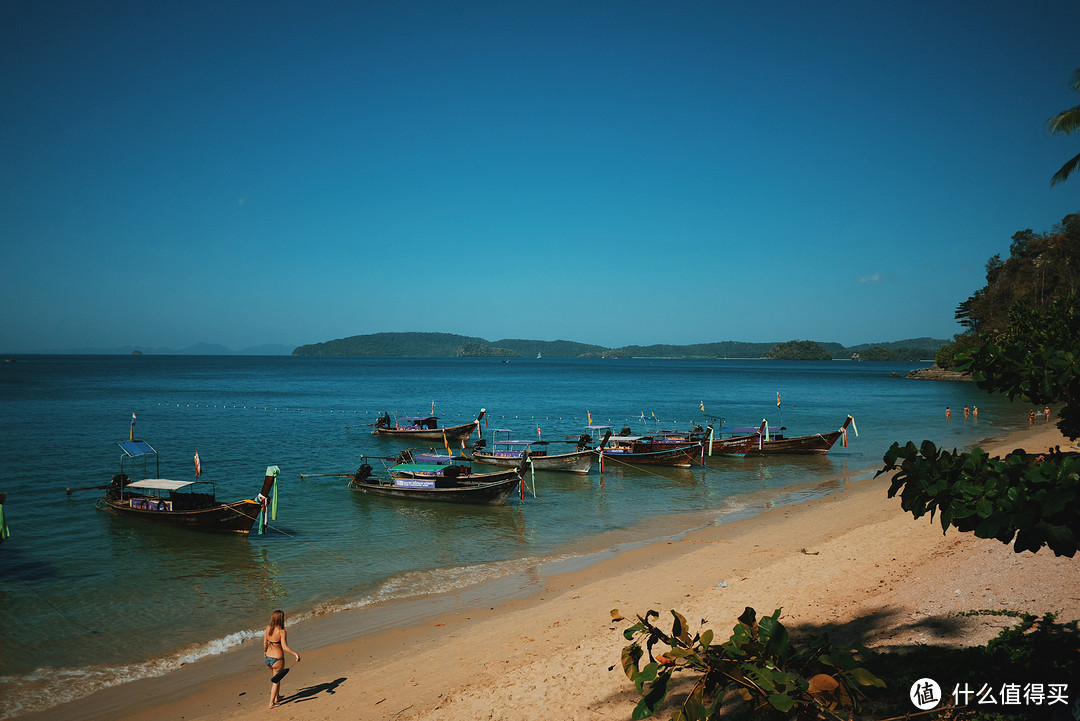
[[0, 628, 261, 720]]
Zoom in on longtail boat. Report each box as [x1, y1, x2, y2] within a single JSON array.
[[745, 415, 856, 455], [0, 492, 8, 545], [92, 441, 275, 534], [372, 409, 485, 443], [347, 451, 530, 505], [702, 421, 767, 457], [471, 429, 595, 474], [590, 425, 703, 468]]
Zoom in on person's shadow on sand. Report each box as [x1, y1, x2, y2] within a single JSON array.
[[284, 677, 347, 705]]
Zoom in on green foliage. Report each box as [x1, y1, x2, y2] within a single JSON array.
[[954, 214, 1080, 334], [1049, 69, 1080, 186], [935, 332, 981, 369], [455, 342, 515, 357], [763, 340, 833, 361], [619, 606, 883, 720], [877, 440, 1080, 556], [955, 297, 1080, 440]]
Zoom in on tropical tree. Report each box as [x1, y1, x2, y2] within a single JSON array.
[[1050, 69, 1080, 186]]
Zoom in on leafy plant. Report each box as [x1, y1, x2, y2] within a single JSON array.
[[878, 441, 1080, 557], [956, 297, 1080, 440], [618, 606, 884, 720]]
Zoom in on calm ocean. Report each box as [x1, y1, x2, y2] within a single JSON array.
[[0, 355, 1026, 718]]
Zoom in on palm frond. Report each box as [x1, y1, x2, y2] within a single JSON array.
[[1051, 151, 1080, 186], [1048, 105, 1080, 135]]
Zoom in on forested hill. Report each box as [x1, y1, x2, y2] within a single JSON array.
[[292, 332, 947, 360]]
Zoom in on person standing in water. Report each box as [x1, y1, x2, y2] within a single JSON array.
[[264, 609, 301, 708]]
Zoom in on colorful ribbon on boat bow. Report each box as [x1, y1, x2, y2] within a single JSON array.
[[258, 465, 280, 535]]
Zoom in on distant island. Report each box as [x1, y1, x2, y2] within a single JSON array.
[[291, 332, 947, 361]]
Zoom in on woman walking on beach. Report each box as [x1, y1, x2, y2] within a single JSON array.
[[264, 610, 300, 708]]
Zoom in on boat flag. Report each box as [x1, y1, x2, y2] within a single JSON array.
[[536, 424, 541, 439], [700, 402, 705, 412], [777, 392, 781, 408], [130, 412, 136, 441], [587, 411, 592, 425], [443, 431, 451, 455], [431, 400, 435, 415], [194, 450, 201, 477]]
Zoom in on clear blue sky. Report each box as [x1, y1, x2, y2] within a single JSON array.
[[2, 1, 1078, 352]]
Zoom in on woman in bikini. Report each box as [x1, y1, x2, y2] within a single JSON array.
[[263, 609, 301, 708]]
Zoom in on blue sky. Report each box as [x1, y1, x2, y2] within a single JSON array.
[[2, 1, 1078, 352]]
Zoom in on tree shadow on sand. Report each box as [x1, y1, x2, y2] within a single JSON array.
[[285, 677, 347, 705], [604, 605, 1080, 719]]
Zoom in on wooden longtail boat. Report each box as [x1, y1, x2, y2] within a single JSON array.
[[92, 441, 269, 533], [702, 421, 767, 457], [471, 429, 595, 474], [372, 409, 486, 443], [0, 492, 8, 545], [348, 451, 530, 505], [744, 415, 856, 455], [590, 426, 703, 468]]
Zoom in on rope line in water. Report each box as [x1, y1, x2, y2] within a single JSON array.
[[232, 508, 347, 561], [151, 403, 708, 426]]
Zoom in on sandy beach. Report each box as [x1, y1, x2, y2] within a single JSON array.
[[24, 419, 1078, 721]]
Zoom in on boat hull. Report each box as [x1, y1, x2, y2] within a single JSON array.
[[372, 420, 479, 442], [705, 434, 758, 456], [388, 466, 521, 483], [471, 449, 593, 474], [95, 496, 261, 533], [599, 444, 701, 468], [348, 476, 520, 505], [744, 429, 844, 455]]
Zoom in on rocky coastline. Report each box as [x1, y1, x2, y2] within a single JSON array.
[[901, 364, 972, 381]]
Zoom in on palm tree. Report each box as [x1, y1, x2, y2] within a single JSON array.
[[1049, 69, 1080, 186]]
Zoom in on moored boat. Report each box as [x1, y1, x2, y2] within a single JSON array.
[[744, 415, 856, 455], [590, 425, 703, 468], [702, 420, 767, 457], [92, 440, 274, 534], [348, 451, 530, 505], [372, 409, 486, 443], [471, 429, 595, 474], [0, 492, 8, 545]]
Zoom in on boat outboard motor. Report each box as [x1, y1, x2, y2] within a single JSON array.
[[375, 413, 391, 429], [575, 433, 592, 451], [352, 464, 373, 483], [473, 438, 487, 450], [619, 427, 632, 436]]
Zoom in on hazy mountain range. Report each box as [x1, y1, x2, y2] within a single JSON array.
[[10, 332, 950, 359]]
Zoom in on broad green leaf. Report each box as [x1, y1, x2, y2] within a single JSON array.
[[767, 693, 795, 712]]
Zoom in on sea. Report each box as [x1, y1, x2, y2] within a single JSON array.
[[0, 354, 1030, 719]]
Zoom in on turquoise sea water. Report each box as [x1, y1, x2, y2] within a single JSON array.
[[0, 355, 1028, 718]]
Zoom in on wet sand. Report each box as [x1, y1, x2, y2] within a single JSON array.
[[23, 420, 1078, 721]]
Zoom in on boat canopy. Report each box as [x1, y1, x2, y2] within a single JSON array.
[[127, 479, 195, 491], [412, 453, 453, 464], [118, 441, 157, 457], [494, 439, 535, 446], [398, 416, 437, 423], [390, 464, 456, 473]]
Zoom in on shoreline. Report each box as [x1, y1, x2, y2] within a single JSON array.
[[19, 421, 1078, 721]]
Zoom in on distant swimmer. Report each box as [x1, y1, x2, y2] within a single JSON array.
[[946, 407, 951, 419]]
